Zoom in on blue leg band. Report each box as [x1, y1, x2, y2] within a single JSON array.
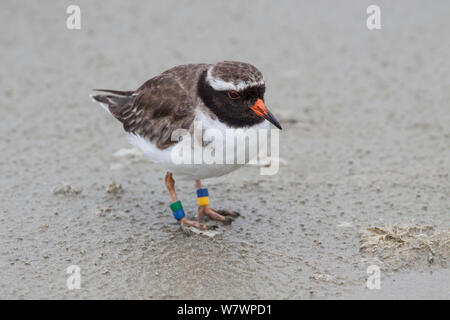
[[170, 200, 185, 220], [197, 188, 209, 197]]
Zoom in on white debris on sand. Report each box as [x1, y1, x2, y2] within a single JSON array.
[[337, 221, 353, 228], [310, 273, 333, 283], [97, 206, 128, 220], [106, 181, 123, 194], [111, 148, 144, 169], [185, 226, 223, 238], [52, 183, 82, 196], [360, 223, 450, 268]]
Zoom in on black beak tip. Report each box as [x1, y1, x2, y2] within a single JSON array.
[[274, 121, 282, 130], [271, 121, 282, 130], [265, 111, 282, 130]]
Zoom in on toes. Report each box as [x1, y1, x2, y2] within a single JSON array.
[[179, 216, 220, 235], [180, 224, 191, 236], [224, 216, 234, 225], [216, 209, 227, 216], [217, 209, 241, 218]]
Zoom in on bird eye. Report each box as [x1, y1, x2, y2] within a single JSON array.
[[227, 90, 240, 100]]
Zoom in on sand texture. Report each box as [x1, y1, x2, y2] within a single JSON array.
[[0, 0, 449, 299]]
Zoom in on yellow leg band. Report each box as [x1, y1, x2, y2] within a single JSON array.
[[197, 196, 209, 207]]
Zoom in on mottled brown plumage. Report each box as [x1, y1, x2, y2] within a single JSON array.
[[93, 64, 210, 149]]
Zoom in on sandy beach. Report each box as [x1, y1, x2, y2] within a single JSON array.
[[0, 0, 449, 299]]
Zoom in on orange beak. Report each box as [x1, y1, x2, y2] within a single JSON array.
[[250, 98, 282, 129]]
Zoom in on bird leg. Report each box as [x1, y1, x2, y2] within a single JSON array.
[[194, 180, 240, 225], [164, 172, 216, 235]]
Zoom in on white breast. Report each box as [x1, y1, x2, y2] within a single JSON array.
[[127, 109, 271, 180]]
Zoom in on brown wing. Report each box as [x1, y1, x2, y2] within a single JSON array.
[[123, 75, 195, 149], [92, 64, 209, 149]]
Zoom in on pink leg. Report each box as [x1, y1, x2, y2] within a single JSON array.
[[164, 173, 217, 235], [194, 180, 240, 225]]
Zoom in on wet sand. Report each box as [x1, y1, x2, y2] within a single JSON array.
[[0, 0, 449, 299]]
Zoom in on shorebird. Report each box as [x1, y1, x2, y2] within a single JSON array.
[[92, 61, 281, 234]]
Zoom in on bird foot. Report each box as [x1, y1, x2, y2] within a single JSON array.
[[180, 217, 218, 236], [195, 207, 240, 225], [216, 209, 240, 218]]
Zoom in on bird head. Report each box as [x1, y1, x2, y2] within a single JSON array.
[[198, 61, 282, 130]]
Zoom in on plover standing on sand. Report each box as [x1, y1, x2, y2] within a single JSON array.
[[92, 61, 282, 234]]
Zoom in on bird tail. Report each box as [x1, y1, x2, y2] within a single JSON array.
[[90, 89, 134, 114], [92, 89, 135, 96]]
